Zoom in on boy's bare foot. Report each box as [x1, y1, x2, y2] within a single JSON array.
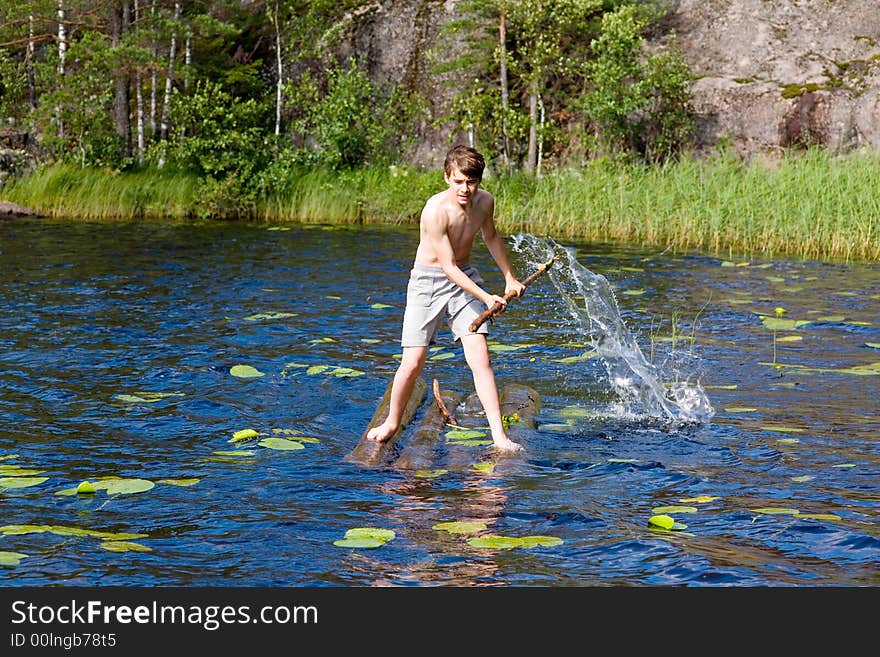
[[367, 420, 398, 443], [492, 435, 523, 453]]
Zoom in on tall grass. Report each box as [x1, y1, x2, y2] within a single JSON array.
[[5, 163, 201, 220], [5, 149, 879, 261]]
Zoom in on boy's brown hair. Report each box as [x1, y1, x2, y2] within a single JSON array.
[[444, 145, 485, 180]]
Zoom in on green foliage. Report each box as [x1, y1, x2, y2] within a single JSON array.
[[285, 59, 422, 169], [584, 4, 694, 162]]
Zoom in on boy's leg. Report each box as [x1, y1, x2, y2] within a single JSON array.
[[367, 346, 428, 442], [459, 333, 522, 452]]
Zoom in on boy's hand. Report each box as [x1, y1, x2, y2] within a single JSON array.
[[505, 279, 526, 299], [485, 293, 508, 310]]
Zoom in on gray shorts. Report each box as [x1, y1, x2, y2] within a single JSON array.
[[400, 262, 489, 347]]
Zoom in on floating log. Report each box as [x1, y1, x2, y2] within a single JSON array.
[[500, 382, 541, 430], [345, 376, 427, 466], [393, 387, 464, 471]]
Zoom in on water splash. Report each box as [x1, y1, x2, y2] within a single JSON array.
[[512, 233, 714, 426]]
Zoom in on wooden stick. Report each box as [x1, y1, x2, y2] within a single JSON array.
[[469, 255, 556, 332], [432, 378, 458, 426]]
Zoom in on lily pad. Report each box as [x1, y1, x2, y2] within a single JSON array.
[[157, 478, 200, 487], [0, 466, 46, 476], [243, 311, 298, 321], [433, 521, 488, 534], [99, 541, 152, 553], [795, 513, 841, 521], [759, 317, 811, 331], [230, 365, 265, 378], [370, 303, 393, 309], [414, 468, 448, 479], [520, 535, 564, 548], [724, 407, 757, 413], [428, 351, 455, 361], [230, 428, 260, 443], [750, 507, 800, 515], [761, 425, 805, 433], [472, 462, 495, 474], [212, 450, 256, 457], [652, 506, 698, 514], [0, 476, 48, 490], [76, 481, 96, 495], [648, 514, 675, 530], [344, 528, 396, 542], [467, 535, 524, 549], [258, 438, 305, 451], [0, 551, 28, 567], [333, 537, 384, 549], [445, 429, 487, 441], [679, 496, 719, 503], [96, 478, 155, 495]]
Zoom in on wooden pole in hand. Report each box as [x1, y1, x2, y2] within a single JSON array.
[[469, 255, 556, 332]]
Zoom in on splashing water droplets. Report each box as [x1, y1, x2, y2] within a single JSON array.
[[512, 233, 714, 426]]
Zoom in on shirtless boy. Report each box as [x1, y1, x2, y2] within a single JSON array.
[[366, 145, 526, 452]]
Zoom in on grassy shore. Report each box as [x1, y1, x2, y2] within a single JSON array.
[[5, 148, 879, 262]]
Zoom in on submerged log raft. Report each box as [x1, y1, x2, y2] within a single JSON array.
[[393, 387, 464, 471], [500, 382, 541, 431], [345, 376, 427, 466]]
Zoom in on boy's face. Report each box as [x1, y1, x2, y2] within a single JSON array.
[[445, 166, 481, 207]]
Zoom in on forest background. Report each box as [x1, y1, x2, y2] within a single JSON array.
[[1, 0, 878, 261]]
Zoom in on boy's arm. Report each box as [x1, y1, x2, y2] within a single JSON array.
[[424, 204, 507, 310], [481, 196, 525, 299]]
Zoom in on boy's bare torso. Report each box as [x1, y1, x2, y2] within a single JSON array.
[[413, 188, 491, 266]]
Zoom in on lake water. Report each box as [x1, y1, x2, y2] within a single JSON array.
[[1, 217, 877, 586]]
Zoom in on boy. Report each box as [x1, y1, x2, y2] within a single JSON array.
[[367, 145, 526, 452]]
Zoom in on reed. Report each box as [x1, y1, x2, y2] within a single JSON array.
[[5, 149, 879, 262]]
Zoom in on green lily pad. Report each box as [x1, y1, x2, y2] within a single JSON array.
[[724, 407, 757, 413], [433, 521, 488, 534], [212, 450, 256, 457], [445, 429, 487, 441], [157, 478, 200, 487], [333, 537, 385, 549], [776, 335, 803, 342], [760, 317, 811, 331], [790, 475, 813, 483], [795, 513, 841, 521], [230, 365, 265, 378], [327, 366, 364, 378], [648, 515, 675, 530], [751, 507, 800, 515], [559, 405, 593, 419], [230, 428, 260, 443], [306, 365, 329, 375], [428, 351, 456, 361], [99, 541, 152, 553], [244, 311, 298, 321], [0, 524, 147, 540], [622, 289, 645, 296], [344, 528, 396, 542], [679, 496, 719, 503], [652, 506, 698, 514], [761, 425, 805, 433], [472, 462, 495, 474], [0, 551, 28, 567], [258, 438, 305, 451], [816, 315, 845, 323], [488, 343, 525, 352], [76, 481, 96, 495], [520, 535, 564, 548], [0, 466, 46, 476], [95, 478, 155, 495], [414, 468, 448, 479], [467, 535, 524, 549], [0, 476, 48, 490], [370, 303, 393, 309], [866, 343, 880, 349]]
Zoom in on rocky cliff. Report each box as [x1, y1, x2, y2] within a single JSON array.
[[339, 0, 880, 163]]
